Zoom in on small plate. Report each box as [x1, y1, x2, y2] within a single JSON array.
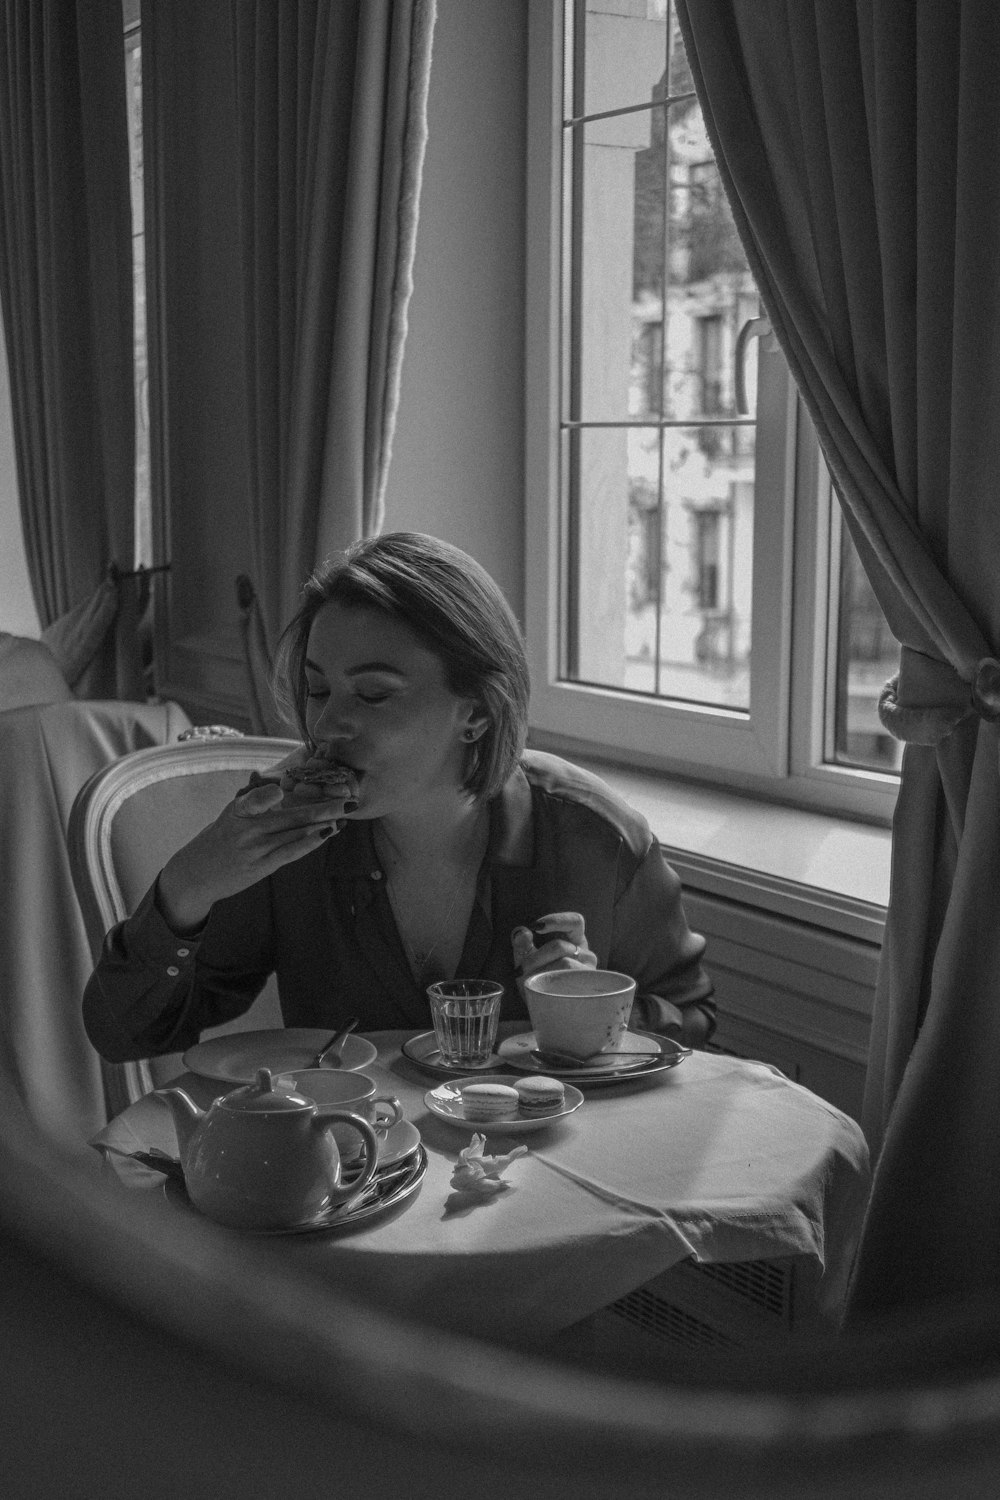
[[423, 1074, 584, 1134], [183, 1028, 378, 1084], [163, 1146, 427, 1235], [496, 1030, 689, 1083], [401, 1030, 506, 1077]]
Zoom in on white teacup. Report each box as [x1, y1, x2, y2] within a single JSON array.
[[278, 1070, 403, 1159], [523, 969, 637, 1061]]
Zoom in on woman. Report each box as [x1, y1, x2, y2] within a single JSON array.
[[83, 533, 714, 1061]]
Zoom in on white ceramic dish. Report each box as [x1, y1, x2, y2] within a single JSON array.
[[496, 1030, 689, 1083], [164, 1145, 427, 1235], [183, 1027, 378, 1084], [400, 1029, 506, 1077], [423, 1074, 584, 1134]]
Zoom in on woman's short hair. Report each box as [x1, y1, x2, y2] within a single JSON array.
[[273, 532, 530, 802]]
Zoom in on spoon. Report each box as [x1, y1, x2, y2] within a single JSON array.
[[312, 1017, 360, 1068], [530, 1043, 663, 1069]]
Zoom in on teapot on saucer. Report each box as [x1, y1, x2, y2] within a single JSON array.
[[155, 1067, 380, 1230]]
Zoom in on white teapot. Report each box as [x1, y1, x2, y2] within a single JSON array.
[[156, 1067, 379, 1230]]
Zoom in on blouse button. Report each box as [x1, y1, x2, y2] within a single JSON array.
[[166, 965, 180, 977], [176, 948, 190, 958], [371, 869, 383, 881]]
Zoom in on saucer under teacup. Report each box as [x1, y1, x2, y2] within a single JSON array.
[[497, 1029, 688, 1083]]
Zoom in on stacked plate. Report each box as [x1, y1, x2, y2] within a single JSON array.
[[165, 1137, 426, 1236], [496, 1029, 689, 1085]]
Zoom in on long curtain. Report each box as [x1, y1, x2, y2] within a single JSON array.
[[676, 0, 1000, 1317], [231, 0, 436, 650], [0, 0, 142, 698]]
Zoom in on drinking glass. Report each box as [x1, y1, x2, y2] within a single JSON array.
[[426, 980, 504, 1066]]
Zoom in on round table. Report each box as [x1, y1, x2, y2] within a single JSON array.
[[92, 1031, 870, 1347]]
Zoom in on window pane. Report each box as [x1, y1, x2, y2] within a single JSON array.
[[830, 526, 903, 772], [573, 109, 666, 422], [580, 2, 669, 119], [573, 64, 754, 424], [570, 425, 753, 710], [658, 424, 752, 709], [570, 426, 659, 693]]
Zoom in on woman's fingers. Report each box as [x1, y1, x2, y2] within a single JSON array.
[[233, 780, 285, 818], [531, 911, 587, 945], [511, 926, 535, 970], [511, 913, 597, 981], [231, 786, 351, 831], [242, 818, 346, 878]]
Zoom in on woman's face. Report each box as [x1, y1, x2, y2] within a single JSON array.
[[302, 601, 482, 819]]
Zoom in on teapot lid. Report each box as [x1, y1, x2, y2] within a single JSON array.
[[221, 1067, 312, 1112]]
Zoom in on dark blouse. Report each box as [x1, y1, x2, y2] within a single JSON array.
[[83, 750, 714, 1062]]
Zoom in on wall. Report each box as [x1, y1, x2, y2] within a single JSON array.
[[381, 0, 528, 622]]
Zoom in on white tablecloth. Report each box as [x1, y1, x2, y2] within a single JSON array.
[[92, 1033, 870, 1343]]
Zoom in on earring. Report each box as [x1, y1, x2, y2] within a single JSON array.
[[463, 729, 478, 742]]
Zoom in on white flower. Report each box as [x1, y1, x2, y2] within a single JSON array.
[[449, 1134, 527, 1195]]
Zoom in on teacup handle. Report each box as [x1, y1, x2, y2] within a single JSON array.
[[371, 1095, 403, 1130], [319, 1111, 379, 1205]]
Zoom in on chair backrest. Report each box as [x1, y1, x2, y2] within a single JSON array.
[[69, 734, 300, 1113]]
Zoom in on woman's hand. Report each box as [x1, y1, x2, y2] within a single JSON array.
[[510, 911, 597, 999], [155, 773, 354, 934]]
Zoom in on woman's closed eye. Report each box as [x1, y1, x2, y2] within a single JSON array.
[[305, 685, 390, 706]]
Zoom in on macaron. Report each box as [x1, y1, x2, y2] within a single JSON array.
[[515, 1076, 566, 1115], [460, 1082, 520, 1123]]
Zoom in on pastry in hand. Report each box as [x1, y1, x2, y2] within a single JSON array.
[[280, 754, 359, 803]]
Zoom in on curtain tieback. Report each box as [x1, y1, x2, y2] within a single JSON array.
[[878, 646, 1000, 745]]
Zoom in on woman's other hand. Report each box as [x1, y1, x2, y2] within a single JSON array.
[[155, 774, 354, 934], [511, 911, 597, 999]]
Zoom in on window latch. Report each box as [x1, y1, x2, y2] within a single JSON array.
[[734, 315, 774, 415]]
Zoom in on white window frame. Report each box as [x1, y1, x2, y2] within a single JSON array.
[[524, 1, 899, 825]]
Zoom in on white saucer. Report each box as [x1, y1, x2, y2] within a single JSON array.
[[401, 1030, 505, 1077], [423, 1074, 584, 1134], [496, 1029, 687, 1082], [183, 1028, 378, 1084]]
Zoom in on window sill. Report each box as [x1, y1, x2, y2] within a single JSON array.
[[529, 739, 891, 947]]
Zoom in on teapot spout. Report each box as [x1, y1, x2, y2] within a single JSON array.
[[154, 1087, 205, 1159]]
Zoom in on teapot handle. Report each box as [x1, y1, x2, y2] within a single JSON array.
[[319, 1111, 380, 1205]]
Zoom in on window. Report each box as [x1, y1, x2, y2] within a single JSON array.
[[525, 1, 901, 821]]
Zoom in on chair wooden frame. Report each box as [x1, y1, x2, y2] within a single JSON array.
[[69, 734, 300, 1118]]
